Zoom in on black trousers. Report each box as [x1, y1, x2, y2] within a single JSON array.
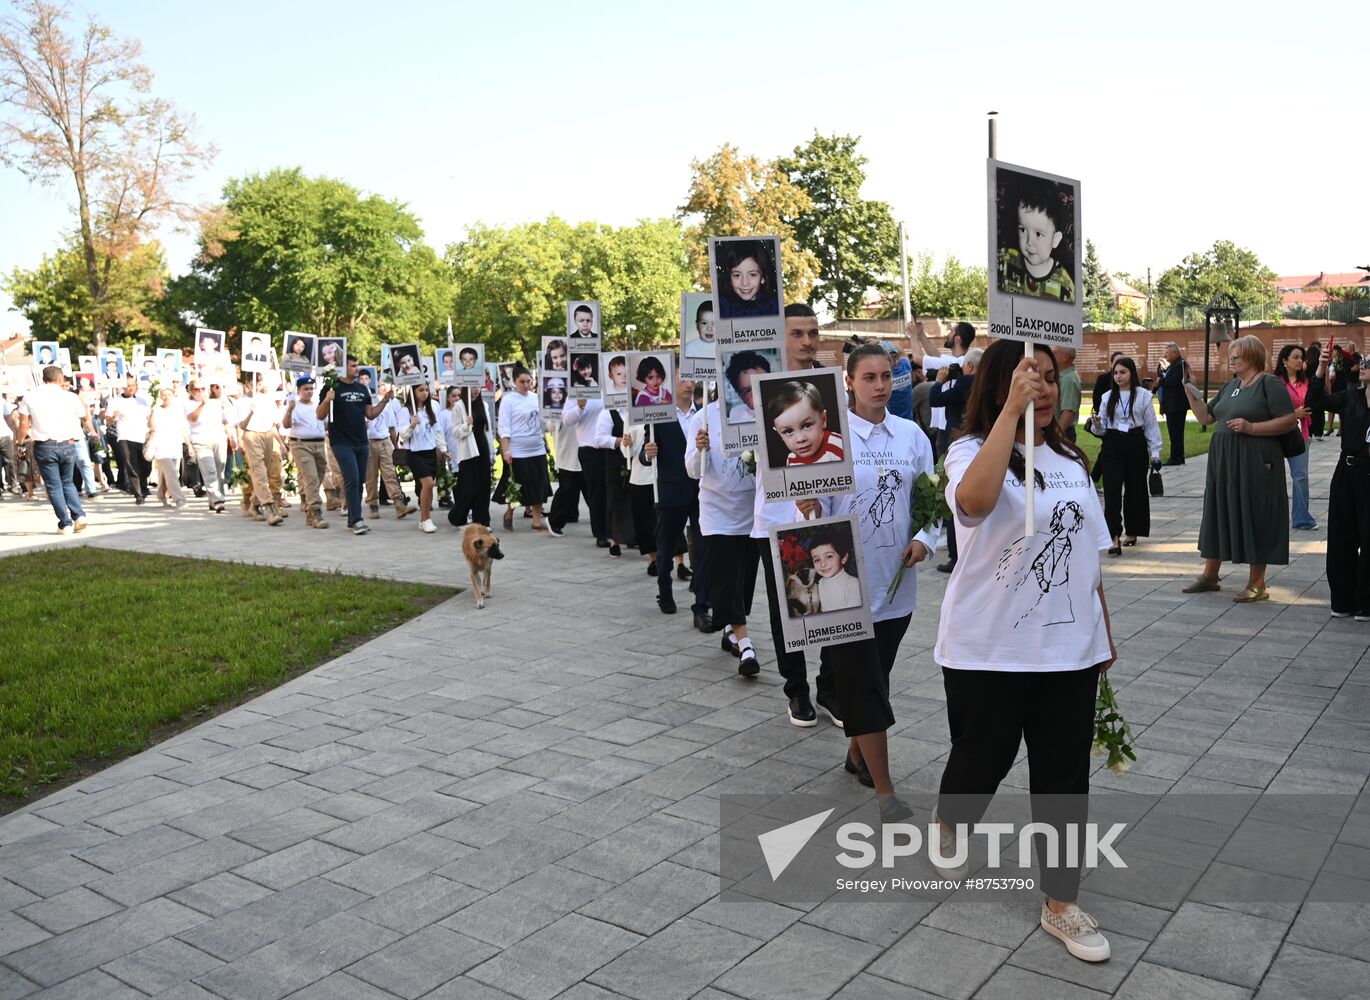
[[822, 614, 911, 737], [451, 454, 491, 526], [704, 533, 758, 628], [1310, 404, 1326, 438], [117, 439, 150, 499], [630, 484, 657, 555], [756, 537, 832, 703], [938, 664, 1100, 902], [658, 504, 707, 614], [936, 428, 959, 562], [1164, 410, 1186, 463], [1327, 457, 1370, 615], [579, 446, 607, 540], [547, 468, 584, 531], [1099, 429, 1150, 539]]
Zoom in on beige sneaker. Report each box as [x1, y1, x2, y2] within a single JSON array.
[[930, 809, 968, 878], [1040, 902, 1111, 962], [394, 504, 416, 519]]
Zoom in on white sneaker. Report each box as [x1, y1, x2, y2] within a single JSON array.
[[59, 524, 74, 535], [420, 519, 437, 533], [1331, 610, 1352, 619], [1040, 902, 1111, 962], [930, 809, 969, 878]]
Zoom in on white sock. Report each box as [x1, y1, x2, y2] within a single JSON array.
[[725, 625, 736, 639], [738, 637, 754, 654]]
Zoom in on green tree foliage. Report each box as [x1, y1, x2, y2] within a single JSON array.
[[1154, 240, 1279, 314], [446, 216, 692, 362], [3, 238, 177, 352], [776, 132, 900, 318], [1081, 240, 1114, 324], [678, 143, 819, 303], [178, 168, 450, 360], [905, 253, 987, 319]]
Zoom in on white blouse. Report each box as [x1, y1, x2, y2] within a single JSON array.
[[438, 402, 480, 462], [398, 405, 444, 452], [621, 421, 656, 486], [1095, 387, 1162, 461], [686, 401, 757, 536]]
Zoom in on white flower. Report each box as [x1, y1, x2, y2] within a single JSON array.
[[1091, 742, 1107, 759], [741, 450, 755, 463], [1108, 759, 1131, 776]]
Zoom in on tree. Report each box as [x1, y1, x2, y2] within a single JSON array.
[[179, 168, 451, 360], [1081, 240, 1114, 324], [0, 0, 212, 348], [447, 216, 692, 362], [904, 253, 987, 319], [1154, 240, 1279, 315], [3, 236, 175, 351], [678, 143, 819, 303], [776, 132, 900, 318]]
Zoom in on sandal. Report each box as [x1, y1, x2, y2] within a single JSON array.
[[1233, 585, 1268, 603], [1123, 537, 1137, 546], [1182, 576, 1221, 594]]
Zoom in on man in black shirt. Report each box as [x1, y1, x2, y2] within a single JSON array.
[[318, 355, 393, 534]]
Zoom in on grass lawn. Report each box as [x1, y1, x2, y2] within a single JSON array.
[[1, 548, 454, 808]]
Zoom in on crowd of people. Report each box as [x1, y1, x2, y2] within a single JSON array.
[[5, 316, 1368, 967]]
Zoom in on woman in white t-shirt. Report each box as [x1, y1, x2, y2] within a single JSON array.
[[934, 340, 1118, 965], [397, 383, 446, 534], [797, 344, 938, 821], [148, 386, 193, 509]]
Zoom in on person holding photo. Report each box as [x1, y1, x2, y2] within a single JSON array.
[[1275, 344, 1317, 530], [318, 355, 394, 534], [687, 390, 761, 674], [796, 343, 937, 819], [715, 241, 779, 318], [398, 383, 445, 534], [283, 377, 330, 528], [644, 372, 710, 624], [633, 357, 671, 407], [15, 366, 96, 534], [560, 394, 608, 542], [1093, 356, 1161, 554], [186, 381, 231, 514], [440, 387, 489, 527], [364, 381, 415, 521], [104, 377, 152, 503], [766, 380, 844, 465], [237, 381, 285, 525], [498, 366, 549, 530], [934, 339, 1117, 963]]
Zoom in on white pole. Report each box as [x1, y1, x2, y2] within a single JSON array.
[[1024, 339, 1034, 538], [899, 222, 912, 339]]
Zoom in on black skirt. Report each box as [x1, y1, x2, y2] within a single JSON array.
[[511, 455, 550, 506], [407, 449, 437, 480]]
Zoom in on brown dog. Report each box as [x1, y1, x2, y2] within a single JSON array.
[[463, 524, 504, 608]]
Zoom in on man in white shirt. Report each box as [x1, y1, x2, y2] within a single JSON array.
[[186, 380, 231, 512], [238, 385, 286, 525], [364, 383, 414, 519], [16, 366, 96, 533], [103, 377, 152, 503], [910, 319, 977, 455], [283, 376, 330, 528]]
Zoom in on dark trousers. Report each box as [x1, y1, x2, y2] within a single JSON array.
[[1099, 429, 1150, 539], [822, 614, 911, 737], [452, 454, 491, 526], [117, 439, 150, 499], [938, 664, 1100, 902], [1327, 458, 1370, 615], [630, 484, 657, 556], [658, 504, 707, 614], [1164, 410, 1186, 463], [1310, 404, 1326, 439], [937, 428, 959, 562], [0, 436, 17, 490], [579, 446, 607, 540], [757, 537, 831, 702], [704, 533, 758, 627], [332, 441, 369, 526], [547, 467, 584, 531]]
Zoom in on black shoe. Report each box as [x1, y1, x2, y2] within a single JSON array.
[[647, 562, 658, 577], [936, 560, 955, 574], [845, 751, 874, 788], [677, 564, 693, 581], [815, 693, 843, 729], [608, 544, 622, 557], [546, 523, 564, 537], [693, 611, 713, 633], [135, 495, 145, 505], [738, 649, 759, 677], [193, 488, 206, 498], [788, 694, 817, 728], [1163, 459, 1185, 466], [438, 498, 452, 508], [879, 795, 914, 824], [721, 631, 741, 657], [1107, 546, 1122, 557], [523, 507, 533, 517], [380, 496, 392, 506], [658, 593, 677, 614], [596, 538, 611, 549]]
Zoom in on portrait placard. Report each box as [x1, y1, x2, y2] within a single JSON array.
[[31, 341, 59, 369], [195, 329, 226, 363], [74, 372, 95, 393], [78, 354, 97, 376], [281, 332, 315, 372], [768, 514, 874, 652], [314, 337, 347, 371], [716, 345, 782, 456], [568, 350, 600, 400], [986, 159, 1083, 348], [540, 373, 568, 421], [752, 367, 855, 503], [540, 336, 570, 375], [626, 350, 676, 425], [680, 292, 717, 380], [57, 347, 73, 375], [566, 300, 601, 340], [436, 347, 456, 384], [482, 362, 500, 394], [389, 343, 426, 387], [356, 366, 379, 393], [4, 365, 37, 393], [157, 348, 182, 374], [421, 355, 435, 386], [380, 344, 392, 380], [242, 331, 274, 373], [494, 362, 517, 393], [601, 351, 630, 408], [450, 344, 485, 389], [98, 349, 126, 386], [707, 236, 785, 349]]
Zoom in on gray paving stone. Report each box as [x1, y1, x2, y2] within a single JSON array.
[[867, 926, 1008, 1000], [466, 913, 642, 1000], [974, 965, 1112, 1000], [578, 861, 718, 936], [1008, 926, 1149, 994], [428, 791, 571, 849], [0, 911, 51, 957], [72, 823, 203, 874], [800, 897, 935, 948], [176, 877, 367, 962], [349, 873, 482, 934], [231, 838, 358, 891], [560, 813, 712, 882], [279, 972, 396, 999], [88, 835, 264, 906], [1143, 901, 1285, 989], [441, 864, 611, 948], [713, 921, 881, 1000], [436, 826, 593, 893], [100, 937, 224, 994], [167, 872, 274, 917], [324, 831, 465, 896], [15, 886, 122, 934], [33, 969, 148, 999], [420, 978, 521, 999], [1255, 943, 1370, 999], [0, 964, 39, 1000], [589, 916, 757, 1000], [0, 877, 41, 912], [223, 807, 345, 853], [317, 792, 477, 854], [1114, 961, 1254, 1000], [4, 855, 109, 897], [347, 924, 497, 998]]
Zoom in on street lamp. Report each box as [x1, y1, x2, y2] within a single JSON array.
[[1201, 294, 1240, 432], [625, 324, 638, 351]]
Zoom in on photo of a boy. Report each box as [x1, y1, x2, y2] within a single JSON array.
[[996, 169, 1076, 303], [606, 355, 628, 392], [459, 347, 479, 370], [724, 349, 772, 425], [765, 379, 844, 466], [684, 297, 716, 359], [568, 303, 597, 337]]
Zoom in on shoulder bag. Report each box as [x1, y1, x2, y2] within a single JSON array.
[[1262, 375, 1305, 459]]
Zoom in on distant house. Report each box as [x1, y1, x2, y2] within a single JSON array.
[[1, 333, 32, 366], [1110, 276, 1148, 322], [1274, 271, 1370, 311]]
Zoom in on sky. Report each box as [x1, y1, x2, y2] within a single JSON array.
[[2, 0, 1366, 336]]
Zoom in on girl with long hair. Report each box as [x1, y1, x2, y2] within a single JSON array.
[[934, 339, 1118, 964], [398, 384, 444, 533], [1276, 344, 1316, 530], [1092, 356, 1161, 553], [440, 386, 489, 527]]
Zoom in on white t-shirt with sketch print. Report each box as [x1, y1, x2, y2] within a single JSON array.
[[934, 436, 1112, 673]]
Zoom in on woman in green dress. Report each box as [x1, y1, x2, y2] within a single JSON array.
[[1181, 335, 1298, 602]]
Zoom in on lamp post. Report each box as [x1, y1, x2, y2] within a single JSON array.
[[1201, 293, 1240, 432], [625, 324, 638, 351]]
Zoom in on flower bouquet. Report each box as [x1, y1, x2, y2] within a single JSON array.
[[1092, 672, 1136, 775], [318, 365, 341, 395], [886, 462, 951, 600], [740, 449, 757, 476]]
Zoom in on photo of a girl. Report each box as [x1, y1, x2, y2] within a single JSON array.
[[713, 238, 781, 319]]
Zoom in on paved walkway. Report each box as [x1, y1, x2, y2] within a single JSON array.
[[1, 441, 1367, 999]]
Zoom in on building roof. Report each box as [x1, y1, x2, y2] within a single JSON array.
[[1110, 276, 1146, 299], [1274, 271, 1370, 308]]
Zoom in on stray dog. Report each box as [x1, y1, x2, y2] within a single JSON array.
[[785, 566, 822, 617], [463, 524, 504, 608]]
